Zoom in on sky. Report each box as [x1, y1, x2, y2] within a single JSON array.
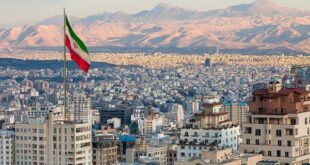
[[1, 0, 309, 27]]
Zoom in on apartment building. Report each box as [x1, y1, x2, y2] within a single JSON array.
[[67, 92, 92, 124], [166, 104, 184, 127], [126, 138, 167, 165], [223, 101, 249, 125], [175, 148, 262, 165], [177, 102, 240, 161], [27, 102, 55, 118], [143, 110, 164, 136], [0, 130, 15, 165], [15, 108, 92, 165], [92, 136, 118, 165], [241, 81, 310, 165]]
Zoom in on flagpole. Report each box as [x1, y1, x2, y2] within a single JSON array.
[[63, 7, 67, 117]]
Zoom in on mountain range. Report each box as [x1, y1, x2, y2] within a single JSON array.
[[0, 0, 309, 55]]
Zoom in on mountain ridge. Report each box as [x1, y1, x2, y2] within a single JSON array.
[[0, 0, 309, 55]]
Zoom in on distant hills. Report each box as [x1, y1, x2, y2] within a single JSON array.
[[0, 0, 309, 55]]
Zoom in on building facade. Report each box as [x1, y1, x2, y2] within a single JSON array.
[[15, 109, 92, 165], [67, 92, 92, 124], [223, 101, 249, 125], [0, 130, 15, 165], [241, 82, 310, 165], [177, 102, 240, 161], [126, 138, 167, 165], [92, 136, 118, 165]]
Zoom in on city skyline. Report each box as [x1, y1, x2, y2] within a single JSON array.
[[1, 0, 310, 27], [1, 0, 310, 165]]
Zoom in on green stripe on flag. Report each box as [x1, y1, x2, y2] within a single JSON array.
[[65, 15, 89, 54]]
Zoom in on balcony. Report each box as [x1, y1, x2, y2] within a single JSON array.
[[285, 129, 294, 136]]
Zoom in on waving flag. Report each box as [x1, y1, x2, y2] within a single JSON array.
[[65, 15, 90, 72]]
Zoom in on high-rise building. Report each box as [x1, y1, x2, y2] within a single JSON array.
[[67, 92, 92, 124], [184, 99, 199, 113], [131, 104, 145, 135], [27, 102, 55, 118], [166, 104, 184, 127], [143, 110, 164, 136], [167, 145, 177, 165], [241, 81, 310, 164], [119, 135, 136, 162], [223, 101, 249, 125], [92, 135, 118, 165], [177, 102, 240, 161], [0, 129, 15, 165], [15, 108, 92, 165]]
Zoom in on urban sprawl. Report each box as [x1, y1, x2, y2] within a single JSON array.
[[0, 52, 310, 165]]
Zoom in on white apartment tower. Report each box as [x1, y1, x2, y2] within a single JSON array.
[[177, 102, 240, 161]]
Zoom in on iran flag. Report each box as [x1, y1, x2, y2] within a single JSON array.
[[65, 15, 91, 73]]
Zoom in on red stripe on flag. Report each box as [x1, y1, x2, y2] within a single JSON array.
[[65, 35, 90, 72]]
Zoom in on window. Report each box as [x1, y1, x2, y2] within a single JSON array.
[[291, 119, 296, 125], [276, 130, 282, 137], [278, 140, 282, 146], [245, 127, 252, 134], [306, 118, 308, 124], [246, 139, 250, 144], [268, 151, 272, 156], [285, 152, 289, 157], [287, 141, 291, 146], [277, 150, 281, 157], [256, 139, 259, 145], [184, 132, 189, 137], [255, 129, 261, 136]]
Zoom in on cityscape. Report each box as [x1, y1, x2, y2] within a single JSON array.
[[0, 0, 310, 165]]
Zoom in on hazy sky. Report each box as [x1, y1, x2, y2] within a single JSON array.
[[1, 0, 309, 27]]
